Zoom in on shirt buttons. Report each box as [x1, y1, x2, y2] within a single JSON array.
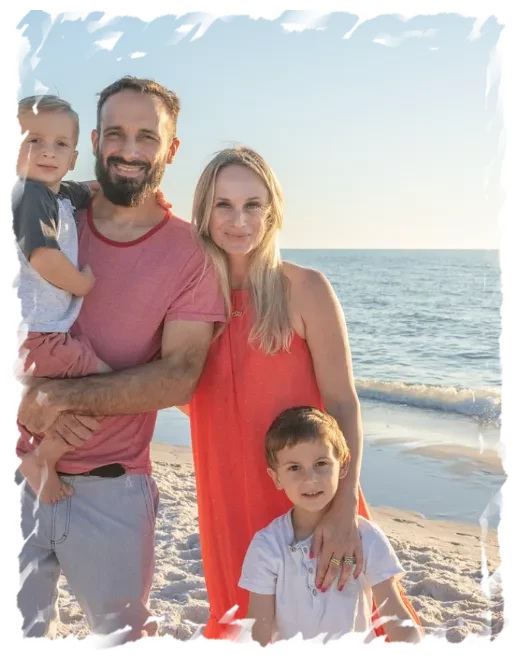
[[312, 588, 318, 596], [289, 546, 296, 552], [303, 547, 308, 554], [308, 567, 313, 574]]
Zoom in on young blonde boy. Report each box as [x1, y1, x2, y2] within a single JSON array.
[[239, 406, 423, 644], [14, 95, 109, 504]]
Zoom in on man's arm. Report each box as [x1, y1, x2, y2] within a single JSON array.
[[60, 180, 98, 209], [18, 319, 214, 434]]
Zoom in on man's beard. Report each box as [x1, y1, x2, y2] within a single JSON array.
[[95, 151, 167, 207]]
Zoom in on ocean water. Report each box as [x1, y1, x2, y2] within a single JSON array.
[[282, 249, 501, 425], [152, 249, 503, 525]]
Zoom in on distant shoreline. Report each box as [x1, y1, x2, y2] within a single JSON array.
[[152, 398, 504, 529], [150, 441, 503, 528]]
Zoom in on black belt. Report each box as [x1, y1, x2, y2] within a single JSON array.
[[57, 463, 126, 478]]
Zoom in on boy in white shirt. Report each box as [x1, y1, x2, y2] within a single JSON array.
[[239, 406, 423, 644]]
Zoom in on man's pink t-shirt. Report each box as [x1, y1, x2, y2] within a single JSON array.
[[16, 202, 226, 474]]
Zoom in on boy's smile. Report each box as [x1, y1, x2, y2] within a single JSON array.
[[301, 490, 324, 498]]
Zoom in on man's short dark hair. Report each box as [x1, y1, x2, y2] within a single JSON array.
[[96, 76, 180, 136]]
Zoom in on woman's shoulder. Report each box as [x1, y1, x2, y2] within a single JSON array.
[[281, 262, 334, 308], [281, 261, 330, 289]]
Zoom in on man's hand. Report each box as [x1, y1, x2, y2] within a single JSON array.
[[83, 180, 101, 197], [18, 380, 65, 435], [311, 507, 364, 592], [46, 413, 101, 450]]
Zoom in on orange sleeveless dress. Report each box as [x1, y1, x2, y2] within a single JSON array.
[[189, 290, 420, 640]]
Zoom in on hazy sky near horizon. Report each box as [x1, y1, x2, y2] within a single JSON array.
[[16, 10, 503, 249]]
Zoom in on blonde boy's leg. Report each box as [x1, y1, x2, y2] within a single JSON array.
[[18, 331, 109, 503], [20, 433, 73, 503]]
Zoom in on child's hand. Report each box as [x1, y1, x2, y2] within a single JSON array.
[[80, 264, 96, 295]]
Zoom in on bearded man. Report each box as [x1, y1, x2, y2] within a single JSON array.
[[16, 76, 225, 643]]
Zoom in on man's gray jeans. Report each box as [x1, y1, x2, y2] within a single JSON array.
[[17, 472, 159, 641]]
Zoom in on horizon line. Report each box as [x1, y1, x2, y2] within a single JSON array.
[[279, 247, 500, 251]]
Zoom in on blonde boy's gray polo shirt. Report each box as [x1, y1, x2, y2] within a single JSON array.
[[13, 178, 90, 333], [239, 513, 405, 642]]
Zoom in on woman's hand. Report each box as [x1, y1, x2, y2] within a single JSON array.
[[311, 506, 363, 592]]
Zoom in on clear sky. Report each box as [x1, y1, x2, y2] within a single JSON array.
[[15, 10, 503, 249]]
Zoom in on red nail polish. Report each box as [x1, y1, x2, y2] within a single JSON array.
[[338, 585, 344, 592], [321, 586, 327, 593]]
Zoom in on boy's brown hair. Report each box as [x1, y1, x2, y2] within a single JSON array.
[[18, 95, 80, 143], [265, 406, 350, 469]]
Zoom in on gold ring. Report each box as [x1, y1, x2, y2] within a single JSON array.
[[329, 557, 342, 566], [342, 557, 356, 565]]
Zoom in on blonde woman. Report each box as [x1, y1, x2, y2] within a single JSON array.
[[188, 147, 418, 639]]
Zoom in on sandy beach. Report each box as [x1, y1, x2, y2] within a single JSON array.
[[55, 442, 503, 644]]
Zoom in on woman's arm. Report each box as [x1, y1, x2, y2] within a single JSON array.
[[372, 578, 423, 643], [293, 267, 364, 590], [246, 593, 275, 646]]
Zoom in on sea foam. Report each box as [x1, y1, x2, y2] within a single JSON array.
[[356, 379, 501, 424]]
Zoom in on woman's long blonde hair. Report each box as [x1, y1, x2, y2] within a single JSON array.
[[192, 146, 293, 354]]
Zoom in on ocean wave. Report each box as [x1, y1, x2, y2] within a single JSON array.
[[356, 379, 501, 423]]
